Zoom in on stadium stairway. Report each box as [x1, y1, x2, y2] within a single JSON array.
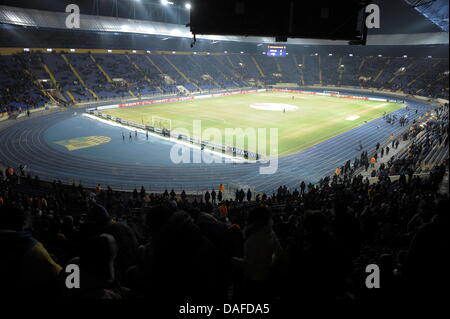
[[41, 89, 59, 105], [407, 67, 428, 88], [126, 54, 156, 90], [338, 58, 344, 86], [388, 62, 414, 85], [91, 54, 136, 99], [128, 89, 137, 98], [42, 63, 59, 89], [144, 55, 164, 75], [358, 58, 365, 72], [205, 56, 239, 88], [373, 58, 388, 86], [226, 54, 235, 68], [187, 55, 222, 89], [225, 55, 248, 86], [300, 55, 306, 85], [162, 55, 200, 92], [142, 55, 165, 93], [90, 54, 113, 83], [275, 58, 282, 74], [292, 54, 304, 85], [216, 55, 242, 86], [61, 54, 98, 100], [65, 90, 77, 103], [251, 56, 265, 78], [181, 55, 216, 90], [318, 55, 323, 86]]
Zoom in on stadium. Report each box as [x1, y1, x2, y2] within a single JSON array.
[[0, 0, 449, 308]]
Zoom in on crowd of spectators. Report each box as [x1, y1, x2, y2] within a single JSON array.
[[1, 148, 448, 303], [369, 103, 449, 178], [0, 53, 49, 114]]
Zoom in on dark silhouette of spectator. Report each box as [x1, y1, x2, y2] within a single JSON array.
[[232, 206, 281, 300], [405, 199, 450, 301], [0, 205, 62, 299], [64, 234, 128, 299], [211, 189, 216, 204]]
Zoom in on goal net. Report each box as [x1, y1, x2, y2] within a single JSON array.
[[151, 115, 172, 130], [323, 90, 340, 96]]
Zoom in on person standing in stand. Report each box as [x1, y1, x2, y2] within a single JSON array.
[[211, 189, 217, 204]]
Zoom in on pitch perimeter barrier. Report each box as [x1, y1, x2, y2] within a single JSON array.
[[88, 110, 262, 161]]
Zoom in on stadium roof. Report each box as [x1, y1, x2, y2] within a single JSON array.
[[404, 0, 449, 32], [0, 1, 448, 46]]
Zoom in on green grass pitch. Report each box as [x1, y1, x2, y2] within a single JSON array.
[[102, 92, 403, 157]]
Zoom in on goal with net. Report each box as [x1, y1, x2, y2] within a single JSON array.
[[151, 115, 172, 130]]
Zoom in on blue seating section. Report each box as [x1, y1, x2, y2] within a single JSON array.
[[0, 51, 448, 113]]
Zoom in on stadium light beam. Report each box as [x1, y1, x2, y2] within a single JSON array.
[[185, 3, 192, 10]]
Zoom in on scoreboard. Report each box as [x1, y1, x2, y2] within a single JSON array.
[[266, 45, 287, 57]]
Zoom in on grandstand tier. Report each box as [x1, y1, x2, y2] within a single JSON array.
[[1, 48, 448, 114]]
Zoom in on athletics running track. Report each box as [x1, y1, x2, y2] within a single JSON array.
[[0, 98, 432, 194]]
